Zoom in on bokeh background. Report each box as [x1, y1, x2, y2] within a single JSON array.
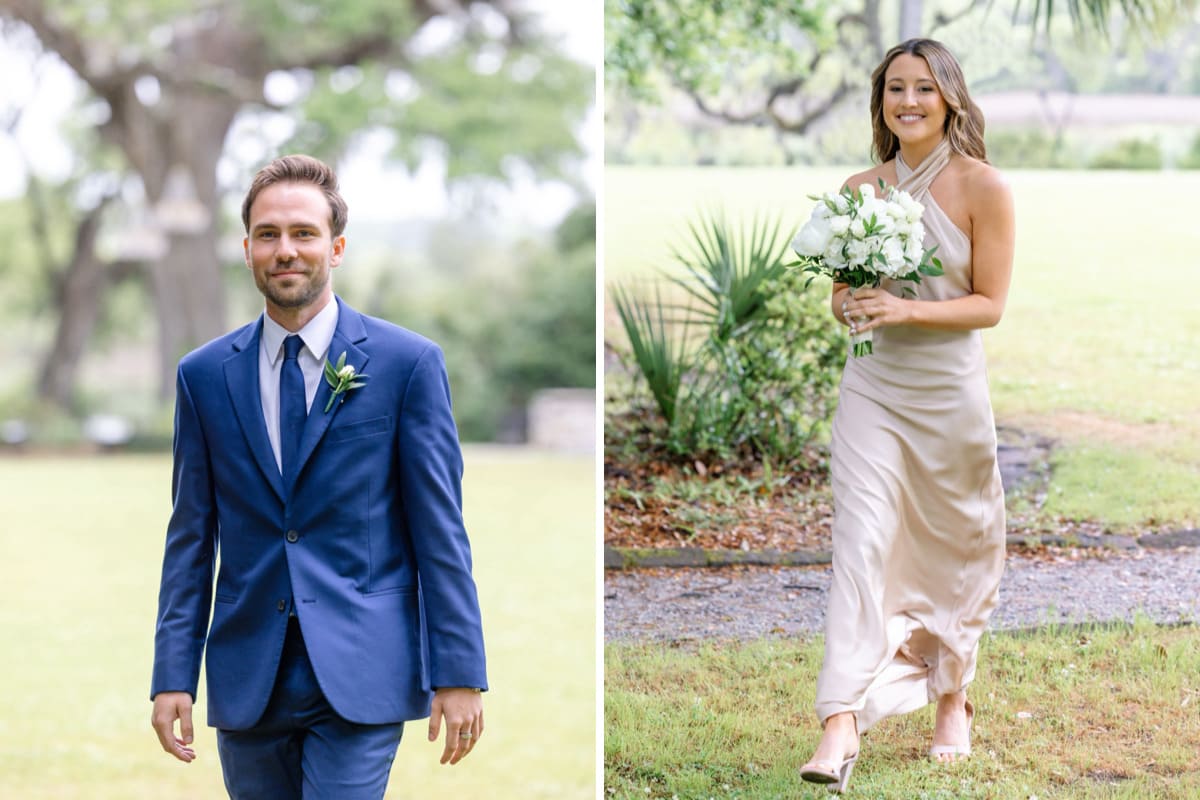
[[0, 1, 599, 797]]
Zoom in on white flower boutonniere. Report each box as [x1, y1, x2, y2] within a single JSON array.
[[323, 351, 369, 412]]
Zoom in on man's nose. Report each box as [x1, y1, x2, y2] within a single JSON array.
[[276, 234, 298, 259]]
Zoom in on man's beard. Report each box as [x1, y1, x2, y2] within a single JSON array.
[[258, 262, 330, 309]]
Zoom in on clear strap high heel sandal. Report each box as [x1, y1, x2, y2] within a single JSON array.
[[799, 752, 859, 794], [929, 699, 974, 761]]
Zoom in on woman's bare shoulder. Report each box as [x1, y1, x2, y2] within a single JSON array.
[[842, 162, 894, 196], [959, 157, 1011, 198]]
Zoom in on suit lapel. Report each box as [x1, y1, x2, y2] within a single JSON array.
[[224, 317, 286, 503], [288, 298, 370, 492]]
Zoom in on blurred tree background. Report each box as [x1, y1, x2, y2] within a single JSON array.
[[606, 0, 1200, 169], [0, 0, 595, 444]]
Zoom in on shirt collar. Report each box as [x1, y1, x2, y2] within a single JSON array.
[[262, 297, 340, 366]]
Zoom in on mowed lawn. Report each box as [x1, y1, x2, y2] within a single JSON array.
[[605, 166, 1200, 527], [0, 449, 596, 799]]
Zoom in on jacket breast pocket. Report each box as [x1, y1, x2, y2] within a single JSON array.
[[328, 415, 392, 443]]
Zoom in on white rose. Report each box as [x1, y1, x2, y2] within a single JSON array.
[[792, 213, 833, 257], [850, 217, 866, 238], [857, 182, 877, 201], [829, 215, 851, 235], [824, 240, 847, 267], [905, 236, 924, 265], [896, 191, 924, 223], [846, 238, 871, 267], [880, 238, 905, 275], [908, 221, 925, 244]]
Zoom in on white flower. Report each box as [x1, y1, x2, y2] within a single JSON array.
[[880, 238, 905, 275], [792, 214, 833, 257], [337, 365, 357, 380], [829, 215, 851, 235], [849, 217, 866, 238], [857, 182, 877, 201], [905, 236, 924, 264], [894, 190, 924, 222], [846, 238, 871, 266], [823, 240, 847, 267]]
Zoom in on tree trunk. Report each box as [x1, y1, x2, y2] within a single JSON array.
[[133, 89, 241, 399], [36, 203, 112, 410], [899, 0, 924, 41]]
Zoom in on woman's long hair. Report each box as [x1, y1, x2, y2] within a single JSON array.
[[869, 39, 987, 164]]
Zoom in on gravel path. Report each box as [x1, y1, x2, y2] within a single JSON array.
[[604, 547, 1200, 642]]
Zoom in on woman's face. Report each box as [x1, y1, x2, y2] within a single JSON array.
[[881, 53, 948, 147]]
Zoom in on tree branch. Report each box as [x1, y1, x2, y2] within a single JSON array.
[[930, 0, 991, 34], [0, 0, 135, 96], [769, 81, 856, 134]]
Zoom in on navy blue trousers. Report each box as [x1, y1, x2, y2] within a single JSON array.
[[216, 617, 404, 800]]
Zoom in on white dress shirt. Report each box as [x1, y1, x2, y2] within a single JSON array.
[[258, 298, 340, 474]]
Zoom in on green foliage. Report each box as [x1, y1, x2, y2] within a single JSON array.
[[1089, 136, 1164, 168], [605, 0, 833, 99], [1176, 129, 1200, 168], [491, 212, 596, 394], [986, 129, 1083, 168], [682, 268, 842, 459], [612, 284, 691, 427], [361, 202, 595, 442], [610, 210, 843, 463], [667, 211, 791, 343], [293, 44, 591, 183], [1012, 0, 1184, 38]]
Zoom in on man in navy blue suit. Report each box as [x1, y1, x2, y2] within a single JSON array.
[[150, 154, 487, 798]]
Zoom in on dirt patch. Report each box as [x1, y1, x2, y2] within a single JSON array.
[[1005, 410, 1184, 450], [604, 425, 1105, 552]]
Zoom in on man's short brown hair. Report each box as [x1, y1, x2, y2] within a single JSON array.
[[241, 154, 349, 237]]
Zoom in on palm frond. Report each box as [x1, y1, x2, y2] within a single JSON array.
[[611, 283, 693, 427]]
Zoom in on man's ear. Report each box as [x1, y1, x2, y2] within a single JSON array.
[[243, 237, 252, 268], [330, 235, 346, 268]]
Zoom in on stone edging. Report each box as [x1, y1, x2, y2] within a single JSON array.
[[604, 529, 1200, 570]]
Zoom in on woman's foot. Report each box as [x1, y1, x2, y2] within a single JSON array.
[[930, 691, 973, 763], [800, 712, 859, 790]]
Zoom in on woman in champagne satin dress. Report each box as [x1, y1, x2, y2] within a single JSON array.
[[798, 39, 1015, 793]]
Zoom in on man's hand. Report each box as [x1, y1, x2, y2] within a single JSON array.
[[428, 687, 484, 765], [151, 691, 197, 763]]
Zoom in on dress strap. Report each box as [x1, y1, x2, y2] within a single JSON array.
[[895, 138, 951, 199]]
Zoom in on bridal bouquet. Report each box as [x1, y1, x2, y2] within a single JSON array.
[[791, 180, 942, 356]]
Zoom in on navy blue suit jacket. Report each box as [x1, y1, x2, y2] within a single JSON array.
[[151, 297, 487, 730]]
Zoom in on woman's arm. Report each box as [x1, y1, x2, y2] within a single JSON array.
[[844, 166, 1015, 334]]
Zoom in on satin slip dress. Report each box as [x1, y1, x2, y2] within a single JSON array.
[[814, 138, 1006, 732]]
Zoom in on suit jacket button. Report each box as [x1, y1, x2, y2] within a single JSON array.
[[286, 529, 299, 543], [277, 599, 286, 612]]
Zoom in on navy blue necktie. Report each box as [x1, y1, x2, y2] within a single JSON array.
[[280, 335, 307, 481]]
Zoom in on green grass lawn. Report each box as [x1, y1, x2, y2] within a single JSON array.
[[0, 449, 596, 799], [605, 166, 1200, 529], [606, 623, 1200, 799]]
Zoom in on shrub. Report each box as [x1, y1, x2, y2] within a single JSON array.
[[609, 210, 843, 466], [1090, 137, 1163, 170], [986, 129, 1080, 169]]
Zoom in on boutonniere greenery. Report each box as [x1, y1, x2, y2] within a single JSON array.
[[323, 351, 369, 412]]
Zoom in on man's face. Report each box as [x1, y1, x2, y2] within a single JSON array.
[[243, 181, 344, 316]]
